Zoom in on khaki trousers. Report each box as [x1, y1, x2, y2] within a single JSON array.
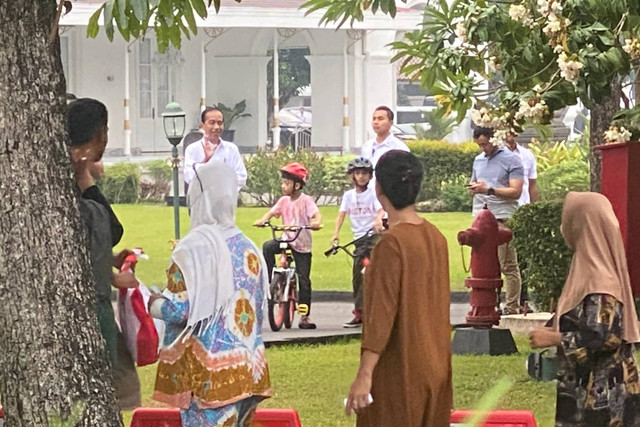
[[497, 242, 522, 314]]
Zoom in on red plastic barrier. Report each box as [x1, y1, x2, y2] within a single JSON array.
[[129, 407, 302, 427], [450, 410, 537, 427]]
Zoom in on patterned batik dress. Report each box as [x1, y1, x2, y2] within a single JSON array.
[[556, 293, 640, 426], [153, 233, 272, 427]]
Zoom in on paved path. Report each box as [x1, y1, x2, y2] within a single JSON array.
[[262, 302, 470, 346]]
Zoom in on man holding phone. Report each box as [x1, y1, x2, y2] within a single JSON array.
[[468, 126, 524, 315]]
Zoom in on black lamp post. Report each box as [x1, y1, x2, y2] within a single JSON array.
[[162, 102, 186, 240]]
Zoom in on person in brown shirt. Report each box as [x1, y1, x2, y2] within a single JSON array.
[[345, 150, 453, 427]]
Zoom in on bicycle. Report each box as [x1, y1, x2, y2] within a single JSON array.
[[254, 222, 313, 332], [324, 229, 378, 274]]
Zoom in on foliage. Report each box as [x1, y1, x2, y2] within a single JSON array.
[[140, 159, 171, 202], [214, 100, 252, 130], [412, 109, 457, 140], [243, 150, 352, 206], [538, 159, 590, 201], [304, 0, 640, 150], [267, 48, 311, 122], [96, 162, 141, 204], [611, 104, 640, 141], [529, 139, 588, 172], [439, 180, 473, 212], [510, 201, 574, 311], [407, 139, 477, 200]]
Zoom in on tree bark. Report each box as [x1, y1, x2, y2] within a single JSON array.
[[0, 1, 121, 425], [589, 79, 622, 192]]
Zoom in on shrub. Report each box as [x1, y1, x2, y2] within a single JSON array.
[[97, 162, 141, 204], [537, 159, 589, 201], [407, 140, 477, 201], [528, 139, 588, 172], [244, 149, 353, 206], [509, 202, 573, 311], [439, 180, 472, 212], [140, 159, 171, 203]]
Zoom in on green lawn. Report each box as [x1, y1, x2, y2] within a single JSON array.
[[113, 204, 473, 291], [123, 335, 556, 427]]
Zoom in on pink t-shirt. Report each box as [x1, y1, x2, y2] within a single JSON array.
[[269, 193, 319, 253]]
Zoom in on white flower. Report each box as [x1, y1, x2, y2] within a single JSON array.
[[604, 126, 632, 144], [509, 4, 534, 27], [471, 108, 502, 128], [455, 21, 467, 43], [543, 13, 563, 37], [553, 45, 564, 54], [490, 129, 508, 147], [557, 52, 583, 83], [515, 99, 549, 123], [623, 38, 640, 60], [537, 0, 562, 17]]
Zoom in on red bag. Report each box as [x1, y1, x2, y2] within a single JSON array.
[[117, 250, 160, 367]]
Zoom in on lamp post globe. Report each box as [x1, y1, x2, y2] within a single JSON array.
[[162, 102, 186, 240]]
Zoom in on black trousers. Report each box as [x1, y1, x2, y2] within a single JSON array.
[[352, 234, 378, 311], [262, 239, 313, 315]]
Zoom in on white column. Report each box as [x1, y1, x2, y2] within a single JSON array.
[[124, 44, 131, 157], [272, 30, 281, 147], [201, 42, 207, 112], [354, 38, 365, 150], [342, 38, 350, 154]]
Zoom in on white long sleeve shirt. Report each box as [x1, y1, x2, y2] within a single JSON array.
[[360, 133, 410, 168], [183, 138, 247, 188]]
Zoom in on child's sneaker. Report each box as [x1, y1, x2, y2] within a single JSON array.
[[343, 310, 363, 328], [298, 316, 317, 330]]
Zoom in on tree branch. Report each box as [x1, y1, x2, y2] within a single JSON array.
[[48, 0, 65, 45]]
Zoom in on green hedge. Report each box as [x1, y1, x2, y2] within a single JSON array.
[[407, 140, 477, 201], [140, 159, 172, 203], [244, 149, 353, 206], [538, 159, 589, 201], [97, 163, 141, 204], [510, 201, 573, 311]]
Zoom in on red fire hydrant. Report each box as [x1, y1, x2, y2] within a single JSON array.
[[458, 206, 512, 327]]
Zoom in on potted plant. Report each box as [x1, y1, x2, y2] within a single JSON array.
[[214, 100, 252, 142]]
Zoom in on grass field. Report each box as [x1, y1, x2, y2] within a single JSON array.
[[123, 335, 557, 427], [113, 204, 473, 291]]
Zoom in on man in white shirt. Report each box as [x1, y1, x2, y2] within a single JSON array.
[[184, 107, 247, 189], [505, 131, 539, 205], [360, 106, 410, 168]]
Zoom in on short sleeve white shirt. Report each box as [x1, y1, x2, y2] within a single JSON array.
[[360, 133, 410, 168], [339, 187, 383, 238], [512, 145, 538, 205]]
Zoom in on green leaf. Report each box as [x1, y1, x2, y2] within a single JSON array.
[[182, 3, 198, 33], [168, 24, 182, 48], [86, 6, 103, 38], [115, 0, 129, 30], [190, 0, 208, 18], [130, 0, 147, 20], [103, 0, 116, 40]]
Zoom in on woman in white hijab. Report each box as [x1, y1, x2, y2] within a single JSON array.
[[530, 192, 640, 426], [150, 162, 272, 426]]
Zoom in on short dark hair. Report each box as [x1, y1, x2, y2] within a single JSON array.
[[375, 150, 423, 210], [473, 127, 494, 139], [67, 98, 108, 147], [374, 105, 394, 122], [201, 106, 222, 124]]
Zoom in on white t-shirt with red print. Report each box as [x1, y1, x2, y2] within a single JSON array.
[[339, 187, 382, 239], [268, 193, 319, 253]]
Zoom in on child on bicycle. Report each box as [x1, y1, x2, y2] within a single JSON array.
[[331, 157, 384, 327], [254, 162, 322, 329]]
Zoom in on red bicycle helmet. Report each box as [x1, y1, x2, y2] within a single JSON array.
[[280, 162, 309, 184]]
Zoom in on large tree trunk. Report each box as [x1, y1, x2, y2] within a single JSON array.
[[0, 1, 121, 425], [589, 80, 622, 192]]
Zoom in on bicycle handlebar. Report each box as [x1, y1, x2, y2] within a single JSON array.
[[254, 221, 317, 244], [324, 229, 378, 258]]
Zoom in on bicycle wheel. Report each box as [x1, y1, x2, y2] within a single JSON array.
[[268, 273, 287, 332], [283, 276, 298, 329]]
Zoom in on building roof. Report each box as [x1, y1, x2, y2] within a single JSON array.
[[62, 1, 423, 30]]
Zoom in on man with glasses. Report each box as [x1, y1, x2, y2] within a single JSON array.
[[184, 106, 247, 190]]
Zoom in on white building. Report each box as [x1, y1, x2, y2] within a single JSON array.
[[60, 0, 428, 156]]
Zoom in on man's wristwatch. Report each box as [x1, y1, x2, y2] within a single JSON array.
[[486, 187, 495, 196]]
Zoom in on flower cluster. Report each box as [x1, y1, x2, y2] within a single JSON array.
[[471, 108, 502, 128], [515, 98, 548, 122], [557, 52, 583, 83], [490, 129, 509, 147], [537, 0, 563, 17], [487, 56, 501, 73], [508, 4, 535, 28], [454, 21, 468, 44], [623, 38, 640, 61], [543, 13, 568, 38], [604, 126, 632, 144]]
